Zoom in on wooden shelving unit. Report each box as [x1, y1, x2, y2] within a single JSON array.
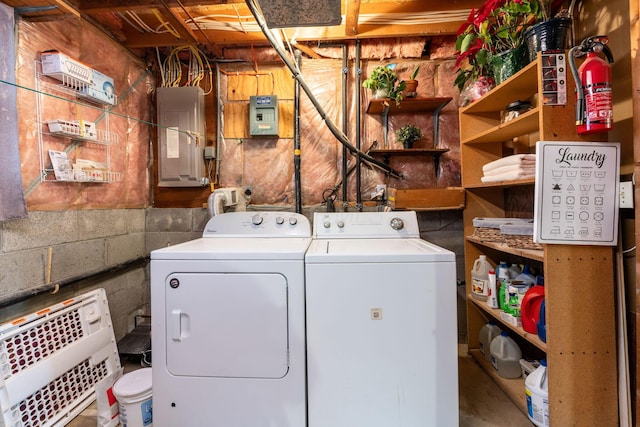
[[366, 97, 462, 211], [460, 54, 618, 425], [366, 96, 452, 153]]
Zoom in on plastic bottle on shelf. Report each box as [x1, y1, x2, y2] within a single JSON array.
[[479, 320, 501, 361], [515, 264, 536, 286], [498, 278, 507, 311], [487, 270, 499, 308], [490, 332, 522, 379], [537, 299, 547, 343], [471, 255, 492, 301], [525, 359, 549, 427], [521, 277, 545, 334], [496, 261, 509, 283], [496, 261, 510, 310], [508, 263, 522, 279]]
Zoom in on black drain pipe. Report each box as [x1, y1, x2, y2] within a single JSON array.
[[294, 49, 303, 213], [355, 40, 362, 211], [245, 0, 402, 181], [0, 256, 149, 309], [341, 44, 349, 211]]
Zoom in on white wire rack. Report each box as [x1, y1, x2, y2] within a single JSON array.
[[0, 289, 121, 427]]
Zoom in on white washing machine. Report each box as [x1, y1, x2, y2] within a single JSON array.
[[150, 211, 311, 427], [305, 211, 459, 427]]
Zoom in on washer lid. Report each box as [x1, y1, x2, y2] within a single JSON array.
[[151, 237, 312, 260], [305, 238, 455, 263]]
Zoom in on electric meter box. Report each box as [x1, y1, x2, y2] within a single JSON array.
[[249, 95, 279, 136]]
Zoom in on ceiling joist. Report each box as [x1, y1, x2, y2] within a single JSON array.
[[5, 0, 480, 51]]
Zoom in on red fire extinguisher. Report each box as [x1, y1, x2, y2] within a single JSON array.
[[568, 36, 615, 135]]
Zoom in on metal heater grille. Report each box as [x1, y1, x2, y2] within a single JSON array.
[[0, 289, 121, 427]]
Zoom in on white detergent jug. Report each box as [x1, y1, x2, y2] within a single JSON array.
[[490, 332, 522, 379], [525, 359, 549, 427], [471, 255, 492, 301], [478, 320, 501, 361]]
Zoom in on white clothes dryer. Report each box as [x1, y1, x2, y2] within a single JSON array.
[[150, 211, 311, 427], [305, 211, 459, 427]]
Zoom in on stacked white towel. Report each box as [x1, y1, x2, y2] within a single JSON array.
[[481, 154, 536, 183]]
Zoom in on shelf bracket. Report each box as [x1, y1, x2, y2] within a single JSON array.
[[432, 99, 450, 148], [382, 105, 390, 148]]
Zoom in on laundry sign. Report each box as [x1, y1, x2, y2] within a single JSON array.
[[534, 141, 620, 246]]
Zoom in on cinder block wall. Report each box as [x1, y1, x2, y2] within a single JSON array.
[[0, 207, 464, 343], [145, 207, 210, 253], [0, 209, 147, 341]]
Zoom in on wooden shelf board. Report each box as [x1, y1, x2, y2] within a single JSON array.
[[468, 349, 529, 416], [468, 294, 547, 351], [464, 178, 536, 189], [369, 148, 449, 156], [459, 61, 538, 114], [366, 97, 452, 114], [461, 107, 540, 145], [388, 187, 465, 210], [465, 236, 544, 262]]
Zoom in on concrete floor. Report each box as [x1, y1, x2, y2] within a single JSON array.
[[67, 350, 532, 427]]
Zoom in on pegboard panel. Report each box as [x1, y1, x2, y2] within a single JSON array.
[[544, 245, 618, 426], [0, 289, 121, 427]]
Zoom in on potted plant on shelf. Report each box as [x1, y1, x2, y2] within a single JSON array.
[[403, 65, 421, 98], [395, 124, 422, 149], [362, 64, 406, 106], [454, 0, 547, 94]]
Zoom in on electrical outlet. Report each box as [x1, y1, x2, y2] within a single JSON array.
[[203, 146, 215, 159], [619, 181, 634, 209], [370, 184, 387, 201]]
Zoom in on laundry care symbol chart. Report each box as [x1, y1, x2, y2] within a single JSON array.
[[534, 141, 620, 246]]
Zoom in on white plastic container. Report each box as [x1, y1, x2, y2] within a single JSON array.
[[490, 332, 522, 378], [496, 261, 509, 283], [478, 321, 501, 361], [515, 265, 536, 286], [508, 263, 522, 279], [113, 368, 153, 427], [471, 255, 492, 301], [486, 270, 499, 308], [525, 359, 549, 427]]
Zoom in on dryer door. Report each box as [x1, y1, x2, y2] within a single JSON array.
[[165, 272, 289, 378]]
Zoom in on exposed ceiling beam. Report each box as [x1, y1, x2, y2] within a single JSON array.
[[344, 0, 360, 36], [53, 0, 80, 17], [4, 0, 480, 50]]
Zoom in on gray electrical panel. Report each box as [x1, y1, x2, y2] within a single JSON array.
[[157, 86, 206, 187], [250, 95, 279, 136]]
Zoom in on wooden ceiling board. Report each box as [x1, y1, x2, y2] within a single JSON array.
[[3, 0, 483, 51]]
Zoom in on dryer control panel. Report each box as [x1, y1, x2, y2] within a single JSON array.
[[313, 211, 420, 239], [203, 211, 311, 237]]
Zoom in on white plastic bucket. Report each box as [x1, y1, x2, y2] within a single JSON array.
[[112, 368, 153, 427]]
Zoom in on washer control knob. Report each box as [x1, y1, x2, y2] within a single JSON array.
[[323, 221, 331, 228], [252, 214, 263, 225], [276, 216, 285, 225], [390, 217, 405, 230], [337, 220, 345, 228], [289, 217, 298, 225]]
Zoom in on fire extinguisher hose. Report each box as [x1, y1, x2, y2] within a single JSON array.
[[568, 45, 585, 127]]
